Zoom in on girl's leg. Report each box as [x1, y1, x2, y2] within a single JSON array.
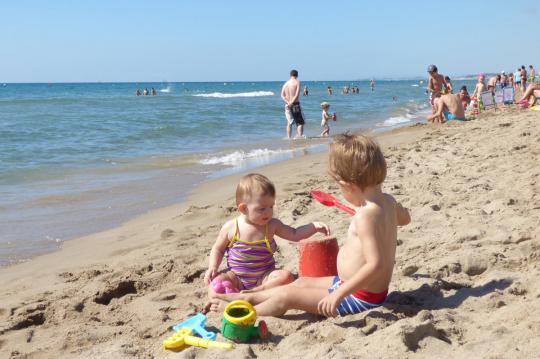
[[206, 271, 242, 298], [247, 269, 294, 292]]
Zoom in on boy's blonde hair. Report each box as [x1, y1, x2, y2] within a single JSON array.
[[328, 133, 387, 189], [236, 173, 276, 205]]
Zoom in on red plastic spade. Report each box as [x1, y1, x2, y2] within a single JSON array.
[[311, 190, 356, 215]]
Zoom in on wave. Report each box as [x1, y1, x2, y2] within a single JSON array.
[[380, 114, 415, 127], [378, 102, 430, 127], [200, 148, 290, 165], [193, 91, 274, 98], [160, 86, 171, 93]]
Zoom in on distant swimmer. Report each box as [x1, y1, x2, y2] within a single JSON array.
[[281, 69, 305, 139], [143, 88, 149, 96], [136, 89, 142, 96], [370, 79, 375, 92], [444, 76, 453, 94], [327, 86, 333, 95], [303, 85, 309, 96], [151, 87, 157, 96], [392, 96, 397, 102]]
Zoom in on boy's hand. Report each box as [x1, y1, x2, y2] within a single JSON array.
[[313, 222, 331, 236], [317, 292, 343, 317], [203, 268, 218, 285]]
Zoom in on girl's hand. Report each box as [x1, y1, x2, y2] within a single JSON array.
[[204, 268, 218, 285], [313, 222, 330, 236], [317, 292, 343, 317]]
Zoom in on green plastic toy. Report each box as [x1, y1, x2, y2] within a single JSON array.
[[221, 300, 268, 342]]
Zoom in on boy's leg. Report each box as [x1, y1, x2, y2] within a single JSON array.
[[254, 286, 329, 316], [212, 276, 333, 305]]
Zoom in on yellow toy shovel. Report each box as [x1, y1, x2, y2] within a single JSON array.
[[163, 327, 234, 351]]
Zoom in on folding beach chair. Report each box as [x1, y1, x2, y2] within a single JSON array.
[[502, 87, 515, 104], [494, 90, 504, 106], [479, 91, 495, 111]]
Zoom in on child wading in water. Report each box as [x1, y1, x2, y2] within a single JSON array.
[[320, 102, 332, 137], [203, 173, 330, 300], [207, 134, 410, 317]]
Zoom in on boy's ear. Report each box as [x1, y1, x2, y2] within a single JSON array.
[[338, 180, 353, 189], [238, 203, 248, 214]]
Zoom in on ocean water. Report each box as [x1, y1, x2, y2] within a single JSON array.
[[0, 80, 474, 265]]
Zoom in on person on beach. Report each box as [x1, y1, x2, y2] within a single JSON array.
[[281, 69, 305, 139], [458, 86, 471, 111], [135, 89, 141, 96], [444, 76, 453, 94], [508, 72, 514, 89], [203, 173, 330, 298], [500, 71, 508, 88], [516, 83, 540, 107], [206, 134, 411, 317], [327, 86, 333, 95], [427, 64, 447, 108], [427, 93, 465, 123], [471, 74, 486, 102], [488, 74, 501, 94], [320, 102, 332, 137], [143, 88, 149, 96], [151, 87, 157, 96], [529, 65, 536, 84], [370, 79, 375, 92], [303, 86, 309, 96], [520, 66, 527, 91], [514, 68, 522, 92]]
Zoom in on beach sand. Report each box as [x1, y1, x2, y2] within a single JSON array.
[[1, 108, 540, 358]]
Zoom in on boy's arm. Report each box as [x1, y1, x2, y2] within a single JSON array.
[[396, 202, 411, 226], [203, 222, 232, 284], [274, 219, 330, 242]]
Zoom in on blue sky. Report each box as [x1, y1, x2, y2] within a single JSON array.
[[2, 0, 539, 82]]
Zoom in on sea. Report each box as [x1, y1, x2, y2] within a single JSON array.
[[0, 79, 475, 266]]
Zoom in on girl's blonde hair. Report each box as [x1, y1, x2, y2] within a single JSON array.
[[236, 173, 276, 205]]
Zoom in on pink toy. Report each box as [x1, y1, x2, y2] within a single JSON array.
[[332, 113, 337, 121], [212, 278, 239, 294]]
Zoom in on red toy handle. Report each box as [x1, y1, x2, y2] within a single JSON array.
[[334, 202, 356, 215]]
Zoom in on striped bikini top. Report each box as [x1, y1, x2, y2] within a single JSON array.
[[226, 218, 277, 289]]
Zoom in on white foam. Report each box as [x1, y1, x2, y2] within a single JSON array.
[[380, 115, 413, 127], [193, 91, 274, 98], [200, 148, 290, 165], [160, 86, 171, 93], [411, 84, 419, 87]]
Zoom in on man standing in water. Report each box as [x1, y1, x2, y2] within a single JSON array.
[[281, 69, 305, 139]]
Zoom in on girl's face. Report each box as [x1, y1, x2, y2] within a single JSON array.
[[243, 194, 275, 225]]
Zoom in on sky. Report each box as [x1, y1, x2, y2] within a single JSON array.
[[1, 0, 539, 82]]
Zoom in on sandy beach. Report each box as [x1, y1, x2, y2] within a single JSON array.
[[1, 107, 540, 358]]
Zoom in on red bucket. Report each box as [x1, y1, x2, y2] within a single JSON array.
[[298, 236, 339, 277]]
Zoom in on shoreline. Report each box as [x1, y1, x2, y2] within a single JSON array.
[[2, 108, 539, 357], [0, 121, 428, 271]]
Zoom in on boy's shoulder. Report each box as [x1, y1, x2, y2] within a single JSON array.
[[358, 194, 397, 216]]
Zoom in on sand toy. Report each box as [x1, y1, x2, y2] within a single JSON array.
[[172, 313, 216, 341], [163, 327, 234, 350], [298, 236, 339, 277], [221, 300, 268, 342], [212, 278, 240, 294], [311, 190, 355, 215]]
